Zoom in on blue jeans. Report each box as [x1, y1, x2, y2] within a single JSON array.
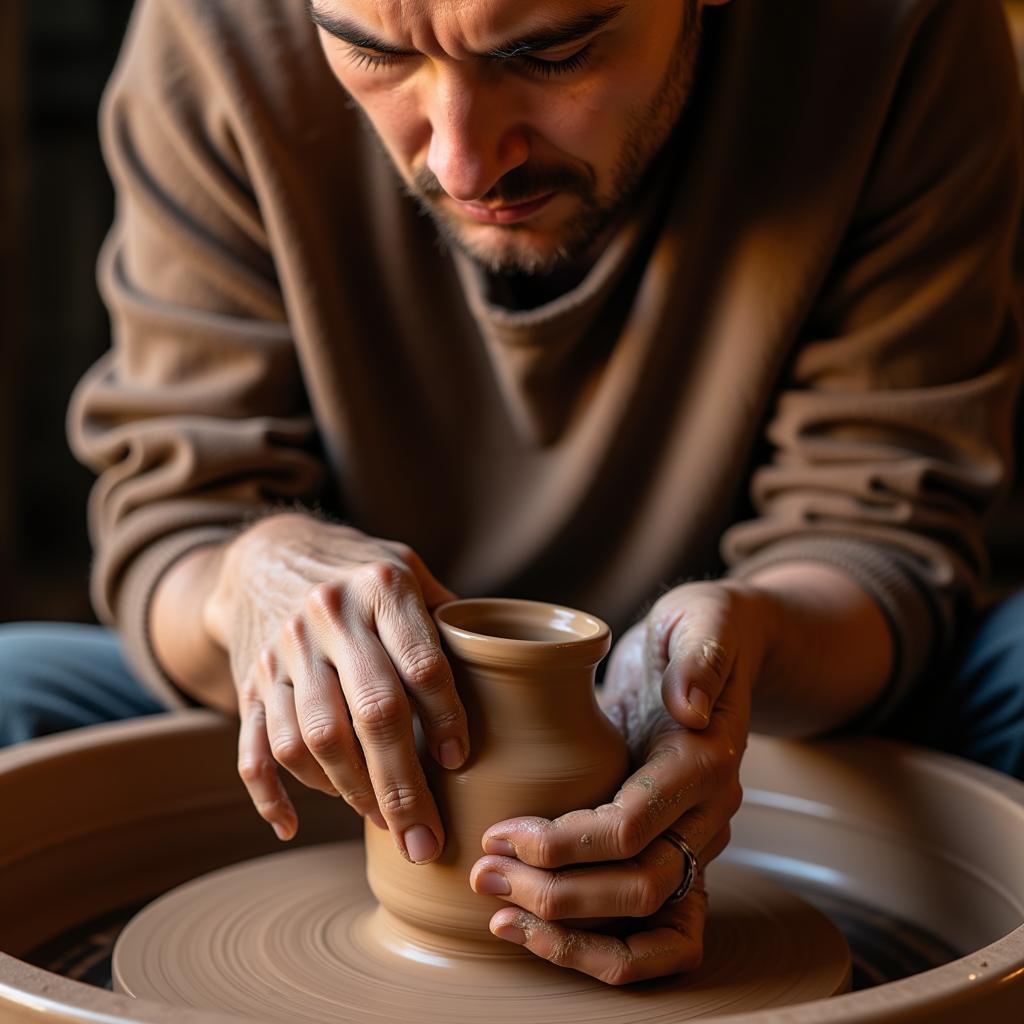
[[2, 591, 1024, 778]]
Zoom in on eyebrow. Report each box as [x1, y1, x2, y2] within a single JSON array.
[[307, 3, 626, 59]]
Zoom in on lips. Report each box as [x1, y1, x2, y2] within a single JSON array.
[[455, 192, 557, 225]]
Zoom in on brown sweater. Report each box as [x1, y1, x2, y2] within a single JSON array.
[[70, 0, 1024, 723]]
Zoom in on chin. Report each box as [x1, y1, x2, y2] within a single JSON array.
[[456, 226, 567, 276]]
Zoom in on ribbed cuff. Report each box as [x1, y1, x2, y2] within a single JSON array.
[[726, 537, 942, 730], [108, 526, 238, 709]]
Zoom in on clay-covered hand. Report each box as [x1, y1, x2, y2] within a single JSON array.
[[470, 579, 765, 984], [204, 512, 467, 862]]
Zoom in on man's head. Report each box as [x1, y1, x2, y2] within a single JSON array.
[[310, 0, 730, 275]]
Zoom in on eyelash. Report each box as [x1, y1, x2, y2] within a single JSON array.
[[344, 42, 594, 77]]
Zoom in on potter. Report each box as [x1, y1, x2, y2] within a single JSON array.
[[4, 0, 1024, 998]]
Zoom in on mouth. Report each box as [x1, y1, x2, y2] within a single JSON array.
[[454, 192, 558, 225]]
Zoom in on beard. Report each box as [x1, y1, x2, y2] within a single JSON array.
[[402, 0, 704, 276]]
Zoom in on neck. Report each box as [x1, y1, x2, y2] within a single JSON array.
[[485, 214, 627, 312]]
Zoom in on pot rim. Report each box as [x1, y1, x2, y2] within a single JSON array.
[[433, 597, 611, 668]]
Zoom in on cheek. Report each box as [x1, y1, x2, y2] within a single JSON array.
[[527, 78, 638, 169], [336, 76, 428, 172]]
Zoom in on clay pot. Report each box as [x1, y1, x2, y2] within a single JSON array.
[[363, 597, 629, 953]]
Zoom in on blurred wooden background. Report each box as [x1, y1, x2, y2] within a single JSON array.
[[0, 0, 1022, 626]]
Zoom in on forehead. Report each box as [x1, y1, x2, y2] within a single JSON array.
[[323, 0, 614, 54]]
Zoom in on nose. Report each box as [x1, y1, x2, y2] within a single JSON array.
[[425, 69, 529, 202]]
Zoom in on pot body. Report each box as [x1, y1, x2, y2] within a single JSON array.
[[364, 598, 629, 952]]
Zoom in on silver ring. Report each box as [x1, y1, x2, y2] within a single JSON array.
[[661, 828, 698, 905]]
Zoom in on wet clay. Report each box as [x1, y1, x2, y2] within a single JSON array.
[[112, 841, 851, 1022], [111, 599, 850, 1019]]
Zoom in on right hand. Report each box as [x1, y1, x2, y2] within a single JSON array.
[[203, 512, 467, 864]]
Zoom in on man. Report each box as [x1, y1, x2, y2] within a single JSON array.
[[1, 0, 1022, 984]]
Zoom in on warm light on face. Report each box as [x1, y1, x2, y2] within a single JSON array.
[[310, 0, 709, 275]]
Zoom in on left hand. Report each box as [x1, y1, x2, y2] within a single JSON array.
[[469, 579, 768, 985]]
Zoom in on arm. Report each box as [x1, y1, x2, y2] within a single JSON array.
[[471, 0, 1024, 984], [150, 544, 233, 713], [721, 0, 1024, 726], [742, 561, 892, 737], [70, 0, 469, 858]]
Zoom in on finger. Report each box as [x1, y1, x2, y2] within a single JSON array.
[[378, 540, 458, 609], [483, 729, 741, 867], [472, 791, 739, 919], [278, 618, 387, 828], [647, 600, 738, 729], [375, 578, 469, 771], [488, 906, 706, 985], [309, 583, 445, 863], [236, 684, 298, 842], [263, 674, 341, 798]]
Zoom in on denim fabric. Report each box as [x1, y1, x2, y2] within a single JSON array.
[[882, 587, 1024, 779], [0, 622, 168, 746]]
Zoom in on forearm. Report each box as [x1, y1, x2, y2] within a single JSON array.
[[742, 561, 894, 737], [150, 544, 236, 713]]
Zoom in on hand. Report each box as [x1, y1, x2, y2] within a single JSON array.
[[469, 579, 767, 984], [204, 512, 468, 862]]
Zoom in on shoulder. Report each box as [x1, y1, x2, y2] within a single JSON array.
[[106, 0, 353, 151]]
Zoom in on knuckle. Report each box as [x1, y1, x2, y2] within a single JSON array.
[[694, 636, 728, 677], [282, 614, 308, 648], [532, 828, 561, 868], [677, 939, 704, 973], [621, 869, 662, 918], [257, 644, 278, 680], [252, 794, 290, 820], [388, 540, 415, 563], [238, 676, 260, 705], [351, 690, 406, 735], [306, 582, 343, 621], [401, 645, 450, 691], [361, 560, 411, 594], [339, 783, 376, 810], [727, 780, 744, 818], [237, 755, 275, 787], [269, 735, 307, 768], [377, 780, 425, 815], [602, 958, 641, 987], [694, 746, 734, 792], [534, 876, 566, 921], [718, 823, 732, 851], [302, 716, 347, 757], [610, 814, 649, 859], [427, 707, 464, 733]]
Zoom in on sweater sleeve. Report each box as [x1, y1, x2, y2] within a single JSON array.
[[720, 0, 1024, 727], [67, 0, 324, 706]]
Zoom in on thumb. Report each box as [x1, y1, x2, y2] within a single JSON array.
[[660, 622, 736, 730]]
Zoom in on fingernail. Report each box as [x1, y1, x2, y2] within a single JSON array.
[[439, 738, 464, 769], [403, 824, 438, 863], [475, 870, 511, 895], [493, 924, 527, 945], [484, 838, 516, 857], [687, 686, 711, 720], [272, 820, 295, 842]]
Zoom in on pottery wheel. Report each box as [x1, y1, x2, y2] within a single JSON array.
[[113, 842, 850, 1023]]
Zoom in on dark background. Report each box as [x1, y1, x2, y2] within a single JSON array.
[[1, 0, 1022, 630], [1, 0, 134, 623]]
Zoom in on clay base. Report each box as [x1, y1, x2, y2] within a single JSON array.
[[112, 842, 850, 1023]]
